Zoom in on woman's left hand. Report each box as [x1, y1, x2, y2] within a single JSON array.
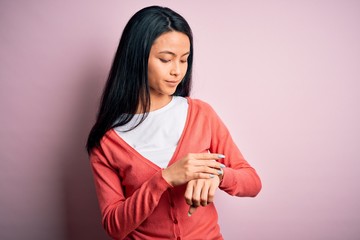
[[184, 174, 222, 216]]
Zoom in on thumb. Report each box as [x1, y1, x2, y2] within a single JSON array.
[[188, 205, 197, 217]]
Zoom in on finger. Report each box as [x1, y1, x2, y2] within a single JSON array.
[[200, 181, 210, 206], [193, 160, 226, 170], [207, 180, 218, 204], [193, 172, 217, 180], [194, 165, 223, 176], [184, 181, 194, 206], [191, 180, 203, 207], [191, 153, 225, 160], [188, 205, 197, 217]]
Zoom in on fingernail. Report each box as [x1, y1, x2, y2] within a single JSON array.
[[188, 212, 192, 217], [218, 154, 225, 159], [217, 170, 223, 175], [220, 163, 226, 168], [209, 174, 215, 178]]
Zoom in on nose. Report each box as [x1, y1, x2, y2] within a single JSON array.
[[170, 62, 180, 76]]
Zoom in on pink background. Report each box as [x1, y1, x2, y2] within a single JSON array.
[[1, 1, 359, 239]]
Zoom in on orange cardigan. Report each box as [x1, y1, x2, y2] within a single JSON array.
[[90, 98, 262, 240]]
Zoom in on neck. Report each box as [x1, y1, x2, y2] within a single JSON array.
[[136, 94, 172, 113], [149, 94, 172, 112]]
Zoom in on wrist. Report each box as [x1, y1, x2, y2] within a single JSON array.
[[162, 168, 174, 186]]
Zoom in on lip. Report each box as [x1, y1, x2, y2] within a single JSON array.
[[165, 80, 180, 86]]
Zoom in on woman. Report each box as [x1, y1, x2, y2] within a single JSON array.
[[87, 6, 261, 240]]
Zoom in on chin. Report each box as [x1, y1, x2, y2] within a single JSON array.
[[168, 88, 178, 96], [163, 87, 178, 96]]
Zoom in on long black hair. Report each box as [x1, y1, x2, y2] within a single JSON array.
[[86, 6, 194, 153]]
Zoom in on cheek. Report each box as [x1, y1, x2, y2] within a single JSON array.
[[182, 64, 188, 75], [148, 61, 160, 78], [148, 63, 168, 82]]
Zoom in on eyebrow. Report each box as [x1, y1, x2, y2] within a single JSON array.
[[158, 51, 190, 57]]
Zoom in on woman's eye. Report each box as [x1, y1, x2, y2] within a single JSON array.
[[180, 59, 188, 63], [159, 58, 170, 63]]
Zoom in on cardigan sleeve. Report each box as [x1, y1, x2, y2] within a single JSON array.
[[206, 104, 262, 197], [90, 148, 171, 240]]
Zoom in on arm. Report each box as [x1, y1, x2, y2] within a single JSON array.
[[91, 149, 225, 239], [90, 151, 170, 240], [209, 105, 262, 197], [183, 102, 261, 215]]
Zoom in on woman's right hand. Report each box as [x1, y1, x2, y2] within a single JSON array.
[[162, 153, 225, 186]]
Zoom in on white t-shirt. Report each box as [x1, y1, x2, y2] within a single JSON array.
[[114, 96, 188, 168]]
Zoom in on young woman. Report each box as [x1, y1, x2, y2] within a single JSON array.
[[87, 6, 261, 240]]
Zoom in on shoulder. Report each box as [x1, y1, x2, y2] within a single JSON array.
[[89, 129, 126, 159], [186, 97, 222, 124], [187, 97, 217, 114]]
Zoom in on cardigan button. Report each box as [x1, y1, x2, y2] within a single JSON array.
[[177, 237, 181, 240], [173, 219, 178, 224]]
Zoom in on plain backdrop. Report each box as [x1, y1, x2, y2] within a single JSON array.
[[1, 0, 359, 239]]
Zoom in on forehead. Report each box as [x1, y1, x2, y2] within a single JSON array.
[[151, 31, 190, 53]]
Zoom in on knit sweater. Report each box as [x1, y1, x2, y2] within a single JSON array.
[[90, 98, 262, 240]]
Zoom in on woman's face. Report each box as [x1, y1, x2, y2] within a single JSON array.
[[147, 31, 190, 101]]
